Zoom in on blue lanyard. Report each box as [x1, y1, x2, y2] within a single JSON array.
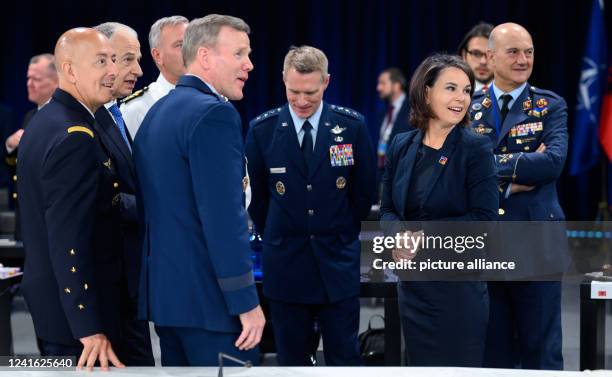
[[489, 86, 501, 136]]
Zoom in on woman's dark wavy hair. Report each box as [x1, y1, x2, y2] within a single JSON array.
[[408, 53, 475, 130]]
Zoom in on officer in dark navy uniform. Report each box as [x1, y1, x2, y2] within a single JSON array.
[[17, 28, 124, 371], [246, 46, 376, 366], [468, 23, 568, 370]]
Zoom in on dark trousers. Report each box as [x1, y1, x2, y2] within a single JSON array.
[[116, 288, 154, 366], [484, 281, 563, 370], [398, 281, 489, 367], [268, 296, 361, 366], [155, 325, 258, 366]]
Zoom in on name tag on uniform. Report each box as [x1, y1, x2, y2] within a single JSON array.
[[509, 122, 543, 137], [270, 167, 286, 174], [330, 144, 354, 167]]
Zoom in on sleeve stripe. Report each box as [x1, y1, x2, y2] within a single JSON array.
[[217, 271, 254, 292]]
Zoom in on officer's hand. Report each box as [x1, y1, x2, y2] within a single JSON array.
[[236, 305, 265, 351], [510, 183, 535, 194], [536, 143, 546, 153], [6, 129, 24, 150], [78, 333, 124, 371]]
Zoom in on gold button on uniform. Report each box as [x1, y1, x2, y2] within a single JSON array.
[[498, 208, 505, 215], [84, 283, 89, 290], [12, 175, 17, 182], [64, 288, 71, 294], [69, 249, 76, 256], [78, 304, 85, 310], [113, 182, 119, 188], [12, 193, 17, 199], [70, 266, 76, 273]]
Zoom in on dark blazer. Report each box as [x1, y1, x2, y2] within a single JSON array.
[[376, 95, 413, 147], [380, 126, 498, 223], [94, 106, 140, 299], [133, 75, 259, 332], [246, 103, 376, 304], [18, 89, 123, 346]]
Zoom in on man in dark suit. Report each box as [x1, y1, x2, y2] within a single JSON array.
[[6, 54, 58, 239], [17, 27, 124, 370], [469, 23, 568, 370], [133, 14, 264, 366], [375, 67, 412, 195], [246, 46, 376, 366], [92, 22, 153, 366]]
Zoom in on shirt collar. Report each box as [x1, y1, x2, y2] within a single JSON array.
[[158, 73, 176, 91], [37, 98, 51, 110], [76, 100, 96, 118], [104, 98, 118, 110], [391, 93, 406, 110], [491, 81, 527, 107], [289, 101, 324, 133]]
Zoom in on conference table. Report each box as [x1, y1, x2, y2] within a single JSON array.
[[0, 366, 609, 377]]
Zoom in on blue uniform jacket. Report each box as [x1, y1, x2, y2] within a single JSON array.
[[246, 103, 376, 304], [469, 84, 569, 276], [18, 89, 123, 345], [133, 75, 258, 333]]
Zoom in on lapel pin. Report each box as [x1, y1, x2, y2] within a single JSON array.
[[438, 156, 448, 165]]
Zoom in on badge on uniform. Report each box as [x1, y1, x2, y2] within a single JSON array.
[[336, 176, 346, 189], [334, 136, 344, 142], [474, 112, 482, 120], [522, 99, 532, 111], [329, 144, 354, 167], [482, 97, 492, 109], [103, 158, 112, 169], [438, 156, 448, 166], [270, 167, 286, 174], [331, 125, 346, 135], [471, 103, 482, 111], [474, 124, 493, 134], [510, 122, 543, 137], [275, 181, 286, 195]]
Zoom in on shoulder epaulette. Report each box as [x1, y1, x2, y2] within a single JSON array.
[[329, 105, 364, 121], [67, 125, 94, 138], [529, 86, 562, 99], [120, 86, 149, 105], [251, 107, 283, 126]]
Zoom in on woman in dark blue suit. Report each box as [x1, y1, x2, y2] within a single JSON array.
[[380, 54, 498, 367]]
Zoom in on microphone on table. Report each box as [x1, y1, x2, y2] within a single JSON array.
[[218, 352, 252, 377]]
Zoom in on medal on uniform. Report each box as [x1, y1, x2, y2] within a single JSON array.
[[275, 181, 286, 195], [336, 176, 346, 189], [522, 99, 532, 111]]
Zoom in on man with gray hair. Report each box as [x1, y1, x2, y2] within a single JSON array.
[[92, 21, 154, 366], [134, 14, 264, 366], [246, 46, 376, 365], [120, 15, 188, 137]]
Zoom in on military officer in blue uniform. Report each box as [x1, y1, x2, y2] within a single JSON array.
[[133, 15, 264, 366], [246, 46, 376, 366], [17, 28, 124, 370], [468, 23, 568, 370]]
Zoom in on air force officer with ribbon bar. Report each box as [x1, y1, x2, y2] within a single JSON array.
[[468, 23, 568, 370], [246, 46, 376, 366]]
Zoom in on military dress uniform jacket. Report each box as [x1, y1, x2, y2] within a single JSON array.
[[469, 84, 569, 276], [133, 75, 258, 333], [245, 103, 376, 304], [17, 89, 123, 346]]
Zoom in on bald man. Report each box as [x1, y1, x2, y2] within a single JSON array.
[[468, 23, 568, 370], [17, 28, 125, 370]]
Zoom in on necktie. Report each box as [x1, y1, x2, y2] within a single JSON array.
[[301, 120, 314, 168], [386, 104, 394, 124], [500, 94, 512, 124], [108, 104, 132, 152]]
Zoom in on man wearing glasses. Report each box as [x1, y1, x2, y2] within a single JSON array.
[[458, 22, 494, 92]]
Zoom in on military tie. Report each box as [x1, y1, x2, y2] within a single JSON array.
[[500, 94, 512, 124], [108, 104, 132, 152], [301, 120, 314, 169]]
